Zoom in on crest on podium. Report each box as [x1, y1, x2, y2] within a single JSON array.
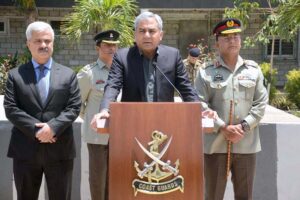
[[132, 130, 184, 196]]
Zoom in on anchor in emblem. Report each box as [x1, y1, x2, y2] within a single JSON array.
[[134, 130, 180, 183]]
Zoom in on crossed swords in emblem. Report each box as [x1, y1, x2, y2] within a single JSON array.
[[134, 136, 179, 179]]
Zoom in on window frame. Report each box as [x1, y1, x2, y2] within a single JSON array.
[[0, 18, 8, 35], [264, 37, 296, 59], [49, 20, 65, 35]]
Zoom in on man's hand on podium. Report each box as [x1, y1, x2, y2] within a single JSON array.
[[202, 109, 217, 134], [202, 109, 217, 119], [90, 109, 110, 132]]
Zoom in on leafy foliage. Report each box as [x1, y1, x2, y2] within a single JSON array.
[[12, 0, 38, 23], [285, 69, 300, 109], [224, 0, 299, 48], [0, 53, 18, 95], [223, 0, 259, 30], [189, 38, 216, 64], [12, 0, 36, 10], [277, 0, 300, 38], [260, 62, 277, 101], [270, 92, 296, 110], [61, 0, 138, 47], [0, 50, 31, 95]]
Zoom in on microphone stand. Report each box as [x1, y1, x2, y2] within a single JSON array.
[[153, 61, 184, 101]]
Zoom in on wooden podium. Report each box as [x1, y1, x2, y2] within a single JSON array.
[[108, 102, 203, 200]]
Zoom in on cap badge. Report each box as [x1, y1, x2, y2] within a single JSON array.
[[110, 33, 113, 38], [226, 20, 234, 28]]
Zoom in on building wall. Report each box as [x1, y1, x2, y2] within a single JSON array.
[[0, 6, 299, 86]]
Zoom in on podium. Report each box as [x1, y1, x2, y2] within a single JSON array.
[[108, 102, 203, 200]]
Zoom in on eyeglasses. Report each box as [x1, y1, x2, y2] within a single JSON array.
[[219, 35, 241, 42]]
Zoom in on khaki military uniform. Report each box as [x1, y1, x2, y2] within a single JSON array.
[[195, 55, 268, 154], [183, 58, 203, 86], [77, 59, 110, 144], [77, 59, 111, 200]]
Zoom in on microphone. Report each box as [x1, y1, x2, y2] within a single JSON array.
[[152, 61, 183, 101]]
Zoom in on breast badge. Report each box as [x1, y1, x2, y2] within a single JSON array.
[[132, 130, 184, 196], [213, 73, 224, 81]]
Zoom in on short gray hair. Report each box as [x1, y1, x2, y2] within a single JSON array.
[[134, 11, 163, 31], [26, 21, 55, 40]]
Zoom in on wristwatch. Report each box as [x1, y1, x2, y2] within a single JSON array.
[[240, 120, 250, 132]]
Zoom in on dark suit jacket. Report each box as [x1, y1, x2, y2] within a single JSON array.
[[4, 60, 81, 161], [100, 44, 199, 109]]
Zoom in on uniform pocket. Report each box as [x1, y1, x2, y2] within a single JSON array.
[[209, 81, 229, 101], [238, 80, 256, 100], [95, 83, 105, 92]]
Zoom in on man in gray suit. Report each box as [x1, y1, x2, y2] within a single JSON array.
[[4, 21, 81, 200], [77, 30, 120, 200]]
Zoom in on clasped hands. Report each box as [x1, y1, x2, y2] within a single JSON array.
[[220, 124, 244, 143], [35, 123, 56, 143]]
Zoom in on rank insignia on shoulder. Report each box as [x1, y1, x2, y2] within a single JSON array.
[[244, 60, 258, 68], [213, 74, 223, 81], [87, 62, 97, 70], [96, 79, 105, 84]]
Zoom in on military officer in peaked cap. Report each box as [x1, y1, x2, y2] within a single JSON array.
[[195, 18, 268, 200], [77, 30, 120, 200]]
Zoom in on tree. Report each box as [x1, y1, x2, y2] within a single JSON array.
[[12, 0, 38, 24], [277, 0, 300, 38], [224, 0, 300, 99], [61, 0, 138, 47]]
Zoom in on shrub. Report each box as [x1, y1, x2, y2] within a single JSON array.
[[0, 50, 31, 95], [0, 53, 18, 95], [285, 69, 300, 109], [259, 62, 277, 102], [189, 38, 216, 64], [271, 93, 297, 110]]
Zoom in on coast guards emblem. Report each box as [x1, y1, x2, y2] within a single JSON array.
[[132, 130, 184, 196]]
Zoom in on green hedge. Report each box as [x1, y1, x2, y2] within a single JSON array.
[[285, 69, 300, 109], [260, 62, 277, 102]]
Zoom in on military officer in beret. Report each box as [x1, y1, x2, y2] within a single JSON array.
[[195, 18, 268, 200], [183, 47, 203, 86], [77, 30, 120, 200]]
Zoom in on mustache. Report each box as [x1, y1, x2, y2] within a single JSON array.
[[38, 47, 49, 52]]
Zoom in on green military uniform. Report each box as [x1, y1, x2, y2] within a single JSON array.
[[196, 55, 268, 154], [183, 58, 203, 86], [77, 59, 110, 145]]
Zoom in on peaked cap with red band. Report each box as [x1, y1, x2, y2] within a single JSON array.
[[213, 18, 242, 35]]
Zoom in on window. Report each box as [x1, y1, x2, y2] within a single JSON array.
[[266, 38, 295, 58], [50, 20, 64, 35], [0, 20, 7, 34]]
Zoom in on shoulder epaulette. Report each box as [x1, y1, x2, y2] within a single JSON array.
[[244, 60, 259, 68], [83, 62, 97, 71], [203, 61, 214, 69]]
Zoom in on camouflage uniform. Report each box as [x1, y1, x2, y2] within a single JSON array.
[[183, 58, 203, 86]]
